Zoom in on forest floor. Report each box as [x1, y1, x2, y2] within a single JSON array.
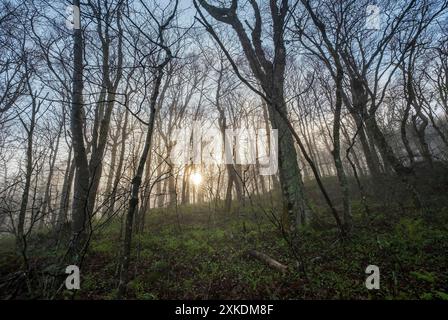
[[1, 193, 448, 299]]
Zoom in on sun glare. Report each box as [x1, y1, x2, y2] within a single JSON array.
[[190, 172, 203, 186]]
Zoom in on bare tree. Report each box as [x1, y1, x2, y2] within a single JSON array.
[[194, 0, 308, 233], [116, 0, 178, 298]]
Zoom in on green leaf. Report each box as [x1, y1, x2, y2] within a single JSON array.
[[410, 271, 436, 283], [435, 291, 448, 300]]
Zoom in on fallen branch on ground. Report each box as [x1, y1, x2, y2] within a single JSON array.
[[246, 250, 288, 273]]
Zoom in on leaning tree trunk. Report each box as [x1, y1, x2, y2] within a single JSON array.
[[349, 79, 382, 179], [117, 61, 168, 298]]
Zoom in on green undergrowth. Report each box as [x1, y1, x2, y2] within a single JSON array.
[[1, 204, 448, 299], [73, 206, 448, 299]]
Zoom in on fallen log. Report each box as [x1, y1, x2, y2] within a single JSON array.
[[246, 250, 288, 273]]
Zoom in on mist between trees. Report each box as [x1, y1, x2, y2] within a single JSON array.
[[0, 0, 448, 300]]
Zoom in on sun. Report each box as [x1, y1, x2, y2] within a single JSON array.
[[190, 172, 203, 186]]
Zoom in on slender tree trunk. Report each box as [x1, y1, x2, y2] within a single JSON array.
[[70, 0, 90, 256], [181, 164, 190, 205], [349, 80, 382, 178], [401, 102, 415, 167], [41, 123, 62, 229], [110, 108, 129, 215], [103, 130, 120, 213], [86, 7, 124, 220], [57, 146, 75, 232], [17, 110, 35, 249], [332, 69, 352, 231], [117, 60, 168, 298], [155, 163, 164, 207], [366, 114, 410, 176]]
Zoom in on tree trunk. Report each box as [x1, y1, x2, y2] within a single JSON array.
[[57, 146, 75, 232], [70, 0, 90, 257], [17, 107, 36, 250], [349, 79, 382, 178], [103, 124, 121, 214], [332, 69, 352, 231], [267, 94, 307, 231], [117, 58, 169, 298], [246, 250, 288, 273], [197, 0, 307, 233], [41, 122, 62, 230], [110, 107, 129, 215]]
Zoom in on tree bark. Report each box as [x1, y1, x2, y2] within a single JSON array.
[[17, 91, 37, 250], [246, 250, 288, 273], [332, 69, 352, 231], [116, 33, 172, 295], [197, 0, 307, 232], [70, 0, 90, 257], [57, 146, 75, 232]]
